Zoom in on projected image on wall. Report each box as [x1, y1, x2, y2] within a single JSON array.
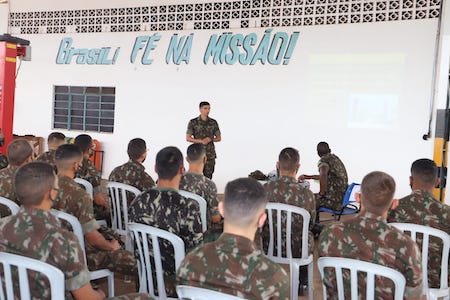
[[348, 94, 398, 129]]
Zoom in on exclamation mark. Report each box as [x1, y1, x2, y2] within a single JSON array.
[[283, 32, 299, 65]]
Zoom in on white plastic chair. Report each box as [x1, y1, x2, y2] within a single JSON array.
[[0, 196, 19, 217], [107, 181, 141, 252], [264, 203, 313, 300], [51, 209, 115, 297], [128, 222, 185, 300], [74, 177, 94, 199], [317, 182, 360, 221], [0, 252, 65, 300], [176, 285, 245, 300], [178, 190, 207, 232], [390, 223, 450, 300], [317, 257, 406, 300]]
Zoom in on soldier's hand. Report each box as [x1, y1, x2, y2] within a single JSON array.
[[298, 175, 306, 181], [108, 239, 121, 251], [93, 194, 109, 207], [95, 289, 106, 299], [202, 137, 211, 144]]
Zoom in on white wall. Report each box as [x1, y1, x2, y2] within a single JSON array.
[[2, 1, 439, 198]]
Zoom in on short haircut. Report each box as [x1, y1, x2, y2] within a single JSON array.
[[47, 132, 66, 143], [278, 147, 300, 172], [223, 177, 267, 227], [411, 158, 438, 186], [187, 143, 206, 162], [55, 144, 83, 171], [317, 141, 330, 156], [7, 139, 33, 166], [155, 146, 183, 180], [74, 134, 93, 153], [15, 162, 55, 206], [360, 171, 396, 214], [199, 101, 210, 108], [128, 138, 147, 160]]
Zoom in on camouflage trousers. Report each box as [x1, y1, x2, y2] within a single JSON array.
[[86, 226, 137, 276], [315, 193, 342, 211], [203, 157, 215, 179], [107, 293, 154, 300]]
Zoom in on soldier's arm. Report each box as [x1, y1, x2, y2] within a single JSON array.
[[318, 164, 329, 195], [212, 134, 221, 142], [299, 174, 320, 181], [85, 230, 121, 251], [72, 283, 105, 300]]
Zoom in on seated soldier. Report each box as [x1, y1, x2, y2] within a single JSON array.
[[129, 146, 203, 295], [0, 139, 34, 204], [54, 144, 137, 278], [36, 132, 66, 165], [177, 177, 290, 299], [179, 143, 221, 230], [0, 161, 104, 300], [74, 134, 109, 220], [319, 171, 424, 300], [388, 158, 450, 288], [109, 138, 155, 197]]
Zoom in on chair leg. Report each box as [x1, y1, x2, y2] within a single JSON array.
[[290, 261, 299, 300], [307, 263, 314, 300]]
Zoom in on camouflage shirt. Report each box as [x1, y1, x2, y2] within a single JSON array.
[[36, 149, 56, 166], [318, 153, 348, 210], [186, 116, 221, 159], [53, 174, 100, 235], [128, 187, 203, 277], [0, 165, 20, 204], [262, 176, 316, 256], [177, 232, 290, 300], [319, 211, 423, 299], [179, 172, 220, 228], [109, 160, 155, 192], [0, 206, 90, 299], [0, 153, 8, 170], [76, 158, 102, 193], [387, 190, 450, 288]]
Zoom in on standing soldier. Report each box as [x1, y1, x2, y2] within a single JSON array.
[[186, 101, 221, 179]]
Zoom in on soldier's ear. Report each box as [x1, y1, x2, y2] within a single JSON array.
[[390, 198, 399, 210], [276, 162, 280, 170], [257, 212, 267, 228], [218, 201, 225, 218]]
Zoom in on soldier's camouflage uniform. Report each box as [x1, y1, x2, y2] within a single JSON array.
[[0, 153, 8, 170], [129, 187, 203, 295], [387, 190, 450, 288], [316, 153, 348, 211], [76, 158, 109, 220], [261, 176, 316, 256], [179, 172, 220, 229], [177, 232, 290, 300], [0, 206, 90, 299], [186, 116, 221, 179], [319, 211, 424, 299], [0, 165, 20, 204], [54, 174, 137, 276], [36, 149, 56, 165]]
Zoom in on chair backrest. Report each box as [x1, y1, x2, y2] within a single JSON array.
[[107, 181, 141, 235], [264, 202, 310, 261], [176, 285, 245, 300], [128, 222, 185, 299], [50, 209, 87, 262], [178, 190, 207, 232], [0, 252, 65, 300], [74, 178, 94, 199], [318, 257, 406, 300], [342, 183, 360, 208], [389, 223, 450, 295], [0, 196, 19, 217]]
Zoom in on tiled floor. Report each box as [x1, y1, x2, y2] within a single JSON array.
[[98, 212, 350, 299]]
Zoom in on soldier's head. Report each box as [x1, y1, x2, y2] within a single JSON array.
[[410, 158, 438, 191], [47, 132, 66, 150], [317, 142, 331, 157], [220, 178, 267, 234], [155, 146, 184, 181], [74, 134, 95, 159], [186, 143, 206, 165], [199, 101, 211, 119], [55, 144, 83, 174], [7, 139, 34, 166], [277, 147, 300, 176], [15, 162, 58, 207], [360, 171, 396, 215], [128, 138, 148, 163]]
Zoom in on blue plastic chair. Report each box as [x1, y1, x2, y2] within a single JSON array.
[[317, 182, 360, 221]]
